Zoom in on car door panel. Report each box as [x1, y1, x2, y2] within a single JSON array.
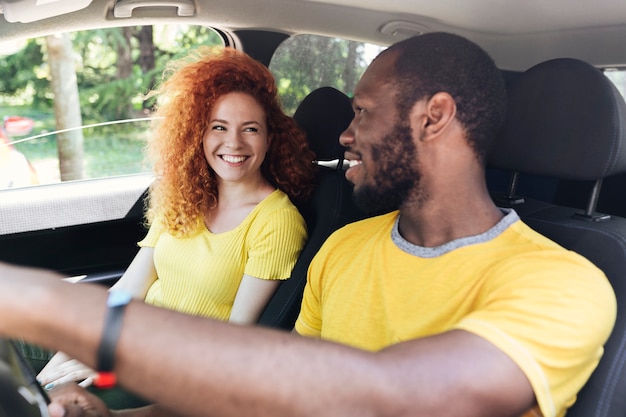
[[0, 175, 151, 285]]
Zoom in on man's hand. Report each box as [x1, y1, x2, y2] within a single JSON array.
[[47, 383, 111, 417]]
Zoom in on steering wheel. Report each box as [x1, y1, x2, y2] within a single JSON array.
[[0, 338, 49, 417]]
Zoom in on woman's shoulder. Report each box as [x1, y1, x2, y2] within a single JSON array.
[[258, 189, 299, 212], [240, 190, 306, 240], [246, 189, 304, 227]]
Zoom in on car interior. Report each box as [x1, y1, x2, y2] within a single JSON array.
[[258, 86, 368, 329], [0, 340, 49, 417], [1, 0, 626, 416], [488, 57, 626, 417]]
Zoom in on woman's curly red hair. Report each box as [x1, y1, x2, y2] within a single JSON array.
[[145, 47, 317, 237]]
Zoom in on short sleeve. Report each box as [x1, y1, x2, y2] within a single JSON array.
[[455, 253, 616, 417], [138, 219, 164, 248], [245, 206, 307, 280]]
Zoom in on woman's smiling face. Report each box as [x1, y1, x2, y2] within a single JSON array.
[[203, 92, 270, 185]]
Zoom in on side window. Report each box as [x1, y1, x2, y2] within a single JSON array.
[[0, 24, 223, 190], [269, 34, 385, 115]]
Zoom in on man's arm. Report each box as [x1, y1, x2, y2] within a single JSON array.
[[0, 263, 534, 417]]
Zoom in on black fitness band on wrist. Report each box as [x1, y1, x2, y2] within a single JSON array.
[[94, 290, 132, 388]]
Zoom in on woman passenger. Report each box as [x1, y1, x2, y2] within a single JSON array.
[[37, 46, 317, 391]]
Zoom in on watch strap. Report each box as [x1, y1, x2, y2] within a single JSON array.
[[96, 290, 132, 373]]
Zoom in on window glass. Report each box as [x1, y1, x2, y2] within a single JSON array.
[[269, 34, 386, 115], [0, 25, 223, 190], [604, 68, 626, 100]]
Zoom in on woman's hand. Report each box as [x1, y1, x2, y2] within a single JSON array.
[[47, 383, 112, 417], [38, 351, 98, 389]]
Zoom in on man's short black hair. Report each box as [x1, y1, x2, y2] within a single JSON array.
[[385, 32, 506, 164]]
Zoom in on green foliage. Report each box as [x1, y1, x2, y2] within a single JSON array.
[[82, 126, 150, 178], [270, 35, 380, 114], [78, 68, 161, 122], [0, 25, 224, 122], [0, 40, 42, 94], [0, 39, 48, 106], [165, 25, 223, 55], [74, 25, 223, 120]]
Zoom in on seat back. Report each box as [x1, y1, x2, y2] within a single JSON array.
[[489, 58, 626, 417], [258, 87, 367, 330]]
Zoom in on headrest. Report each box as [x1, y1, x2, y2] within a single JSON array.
[[293, 86, 353, 161], [489, 58, 626, 180]]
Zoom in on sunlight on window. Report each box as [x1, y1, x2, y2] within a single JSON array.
[[604, 68, 626, 100]]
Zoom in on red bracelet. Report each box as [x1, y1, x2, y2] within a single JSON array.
[[93, 372, 117, 389], [95, 290, 132, 389]]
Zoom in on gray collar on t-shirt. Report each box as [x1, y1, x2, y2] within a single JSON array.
[[391, 208, 519, 258]]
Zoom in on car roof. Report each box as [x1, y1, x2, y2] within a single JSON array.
[[1, 0, 626, 71]]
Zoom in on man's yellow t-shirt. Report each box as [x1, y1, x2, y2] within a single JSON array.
[[141, 189, 307, 320], [295, 209, 616, 417]]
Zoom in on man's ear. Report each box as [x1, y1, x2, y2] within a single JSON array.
[[412, 92, 457, 141]]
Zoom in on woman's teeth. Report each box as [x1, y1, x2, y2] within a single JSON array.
[[222, 155, 246, 163]]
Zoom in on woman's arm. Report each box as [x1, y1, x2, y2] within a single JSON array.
[[228, 274, 280, 325], [109, 247, 157, 299], [229, 202, 306, 326]]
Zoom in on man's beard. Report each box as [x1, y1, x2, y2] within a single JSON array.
[[352, 122, 421, 215]]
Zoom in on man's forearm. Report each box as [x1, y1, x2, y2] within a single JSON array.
[[2, 268, 387, 417], [113, 404, 181, 417], [0, 263, 534, 417], [111, 301, 389, 417]]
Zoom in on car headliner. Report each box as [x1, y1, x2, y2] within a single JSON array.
[[1, 0, 626, 71]]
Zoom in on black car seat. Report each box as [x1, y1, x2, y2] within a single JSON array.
[[486, 70, 561, 204], [257, 87, 367, 330], [488, 58, 626, 417]]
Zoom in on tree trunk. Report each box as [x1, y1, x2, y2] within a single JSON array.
[[318, 37, 335, 88], [342, 42, 360, 95], [46, 33, 84, 181], [137, 26, 155, 74], [117, 27, 133, 79], [137, 26, 156, 109]]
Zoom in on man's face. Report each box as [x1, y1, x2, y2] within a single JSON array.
[[340, 53, 421, 214]]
